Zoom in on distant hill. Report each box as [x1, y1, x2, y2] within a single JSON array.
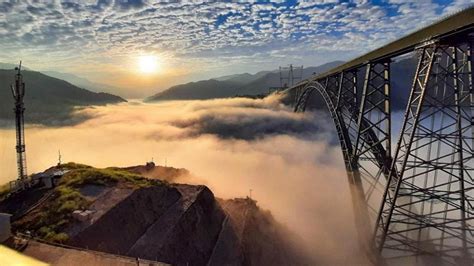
[[41, 70, 133, 99], [146, 79, 243, 101], [0, 62, 131, 99], [0, 63, 30, 71], [146, 61, 344, 102], [0, 70, 126, 126], [214, 70, 271, 83]]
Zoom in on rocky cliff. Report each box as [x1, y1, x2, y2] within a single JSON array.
[[2, 163, 312, 265]]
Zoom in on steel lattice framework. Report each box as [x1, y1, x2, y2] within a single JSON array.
[[288, 7, 474, 265]]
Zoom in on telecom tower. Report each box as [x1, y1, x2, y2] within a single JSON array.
[[279, 64, 303, 88], [11, 62, 28, 188]]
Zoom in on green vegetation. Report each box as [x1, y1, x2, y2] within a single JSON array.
[[0, 183, 10, 201], [59, 166, 162, 188], [13, 163, 163, 243], [58, 162, 93, 170]]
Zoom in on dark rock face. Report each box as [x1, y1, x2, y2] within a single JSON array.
[[69, 185, 227, 266], [66, 185, 312, 266], [69, 186, 181, 255], [2, 163, 312, 265], [135, 186, 226, 265], [218, 198, 313, 266]]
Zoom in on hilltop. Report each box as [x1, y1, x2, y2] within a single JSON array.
[[0, 162, 312, 265]]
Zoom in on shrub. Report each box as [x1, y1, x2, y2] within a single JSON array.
[[0, 183, 10, 200], [51, 232, 69, 243]]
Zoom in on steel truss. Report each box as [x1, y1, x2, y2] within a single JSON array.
[[294, 61, 393, 260], [374, 40, 474, 264], [295, 62, 392, 204], [293, 34, 473, 264]]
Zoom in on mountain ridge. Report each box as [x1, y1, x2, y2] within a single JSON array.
[[41, 70, 134, 99], [146, 61, 345, 101], [0, 69, 126, 126]]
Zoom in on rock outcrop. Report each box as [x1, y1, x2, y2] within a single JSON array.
[[4, 163, 312, 266]]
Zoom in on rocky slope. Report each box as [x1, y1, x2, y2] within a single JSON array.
[[1, 163, 311, 265]]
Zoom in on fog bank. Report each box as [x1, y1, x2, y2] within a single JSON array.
[[0, 95, 369, 264]]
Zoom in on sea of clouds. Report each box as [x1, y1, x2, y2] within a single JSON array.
[[0, 94, 370, 264]]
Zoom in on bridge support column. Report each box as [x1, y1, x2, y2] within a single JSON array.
[[375, 40, 474, 264]]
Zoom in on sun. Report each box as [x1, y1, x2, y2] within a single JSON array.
[[138, 55, 159, 74]]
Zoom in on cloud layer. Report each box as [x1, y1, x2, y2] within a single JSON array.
[[0, 96, 369, 264]]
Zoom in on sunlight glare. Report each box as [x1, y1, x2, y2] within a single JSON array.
[[138, 55, 159, 74]]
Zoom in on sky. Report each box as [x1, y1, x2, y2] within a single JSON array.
[[0, 0, 472, 97]]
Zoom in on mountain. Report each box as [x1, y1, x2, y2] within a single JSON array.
[[0, 62, 131, 99], [146, 61, 345, 102], [2, 162, 313, 265], [41, 70, 133, 99], [0, 63, 30, 71], [146, 79, 243, 101], [0, 70, 126, 126], [213, 70, 271, 83]]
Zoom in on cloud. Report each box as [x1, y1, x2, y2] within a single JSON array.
[[68, 94, 337, 142], [0, 96, 370, 264], [0, 1, 470, 85]]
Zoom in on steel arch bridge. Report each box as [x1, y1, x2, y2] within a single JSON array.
[[288, 7, 474, 265]]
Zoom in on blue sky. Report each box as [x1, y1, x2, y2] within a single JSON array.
[[0, 0, 471, 96]]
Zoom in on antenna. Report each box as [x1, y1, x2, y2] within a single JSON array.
[[11, 61, 28, 189], [279, 64, 303, 88]]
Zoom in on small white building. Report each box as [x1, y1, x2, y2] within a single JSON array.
[[33, 169, 69, 189], [72, 210, 94, 222]]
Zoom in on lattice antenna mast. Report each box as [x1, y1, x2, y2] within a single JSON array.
[[280, 64, 303, 88], [11, 61, 27, 184], [291, 65, 303, 86]]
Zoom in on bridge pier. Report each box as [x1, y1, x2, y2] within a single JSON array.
[[374, 40, 474, 264]]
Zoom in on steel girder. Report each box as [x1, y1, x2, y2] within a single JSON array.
[[374, 39, 474, 264], [295, 80, 355, 171], [294, 63, 392, 202], [294, 63, 393, 262]]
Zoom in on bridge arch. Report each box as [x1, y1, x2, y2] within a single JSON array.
[[293, 81, 356, 172]]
